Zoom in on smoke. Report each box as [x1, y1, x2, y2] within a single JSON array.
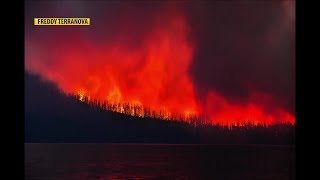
[[25, 1, 295, 125], [185, 1, 295, 114]]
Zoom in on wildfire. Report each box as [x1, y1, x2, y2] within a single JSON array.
[[25, 5, 295, 126], [107, 86, 122, 104], [77, 89, 85, 102]]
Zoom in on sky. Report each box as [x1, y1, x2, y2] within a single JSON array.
[[25, 0, 295, 125]]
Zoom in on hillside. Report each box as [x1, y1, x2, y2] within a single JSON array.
[[25, 72, 295, 144]]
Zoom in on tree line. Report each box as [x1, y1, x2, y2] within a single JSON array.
[[71, 93, 295, 129]]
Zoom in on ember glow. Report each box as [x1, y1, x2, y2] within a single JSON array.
[[25, 2, 295, 125]]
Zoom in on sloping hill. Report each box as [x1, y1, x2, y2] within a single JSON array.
[[25, 72, 198, 143], [25, 72, 295, 144]]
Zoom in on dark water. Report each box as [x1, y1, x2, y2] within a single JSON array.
[[25, 144, 295, 180]]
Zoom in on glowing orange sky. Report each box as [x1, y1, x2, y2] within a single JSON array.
[[25, 6, 295, 125]]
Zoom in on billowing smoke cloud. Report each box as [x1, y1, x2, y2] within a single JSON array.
[[185, 1, 295, 114], [25, 1, 295, 125]]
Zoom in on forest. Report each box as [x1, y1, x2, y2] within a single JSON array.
[[25, 72, 295, 144]]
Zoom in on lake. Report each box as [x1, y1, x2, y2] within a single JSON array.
[[25, 144, 295, 180]]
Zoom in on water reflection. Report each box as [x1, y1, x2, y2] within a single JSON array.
[[25, 144, 295, 180]]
